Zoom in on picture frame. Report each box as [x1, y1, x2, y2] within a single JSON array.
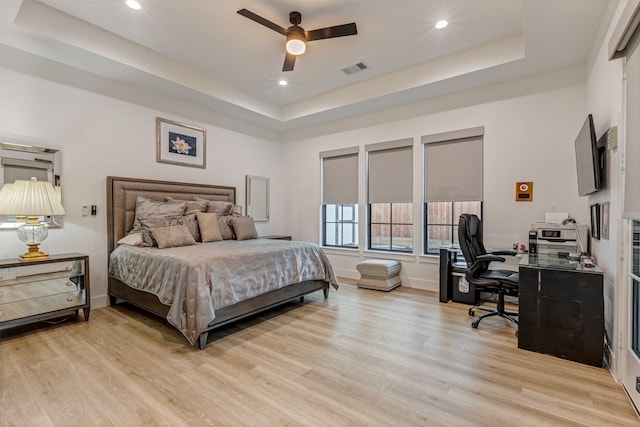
[[590, 203, 600, 240], [156, 117, 206, 168], [600, 202, 610, 240]]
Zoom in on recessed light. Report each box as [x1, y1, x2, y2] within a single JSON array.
[[278, 80, 288, 86], [435, 20, 448, 30], [126, 0, 142, 10]]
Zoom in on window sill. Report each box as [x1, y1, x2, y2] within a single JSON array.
[[418, 254, 440, 264], [321, 246, 361, 257], [363, 250, 416, 262]]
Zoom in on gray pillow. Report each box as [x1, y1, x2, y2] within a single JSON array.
[[178, 213, 201, 242], [230, 216, 258, 241], [194, 197, 233, 216], [140, 217, 181, 246], [150, 224, 196, 249], [166, 197, 207, 215], [218, 215, 236, 240], [207, 201, 232, 216], [131, 196, 186, 233]]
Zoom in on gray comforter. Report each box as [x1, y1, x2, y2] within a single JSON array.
[[109, 239, 338, 345]]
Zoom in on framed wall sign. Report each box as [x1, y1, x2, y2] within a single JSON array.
[[156, 117, 206, 168]]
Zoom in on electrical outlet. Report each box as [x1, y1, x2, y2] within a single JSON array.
[[636, 377, 640, 393]]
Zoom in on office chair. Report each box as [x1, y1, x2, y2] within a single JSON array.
[[457, 214, 519, 330]]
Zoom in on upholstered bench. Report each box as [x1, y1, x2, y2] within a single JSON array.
[[356, 259, 402, 291]]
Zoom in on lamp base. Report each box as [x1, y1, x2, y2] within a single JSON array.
[[19, 244, 49, 261]]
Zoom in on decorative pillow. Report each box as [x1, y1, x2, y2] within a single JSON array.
[[140, 217, 181, 247], [178, 213, 200, 242], [194, 197, 233, 216], [230, 216, 258, 241], [150, 224, 196, 249], [196, 212, 223, 242], [117, 231, 143, 246], [218, 215, 236, 240], [131, 196, 186, 233], [166, 197, 207, 215]]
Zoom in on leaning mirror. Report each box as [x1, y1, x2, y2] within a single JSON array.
[[0, 142, 62, 229], [245, 175, 269, 222]]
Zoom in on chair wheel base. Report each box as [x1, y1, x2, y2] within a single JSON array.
[[469, 308, 475, 316], [471, 320, 479, 329]]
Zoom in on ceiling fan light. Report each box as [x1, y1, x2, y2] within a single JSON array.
[[126, 0, 142, 10], [286, 29, 306, 55], [435, 20, 448, 29], [286, 39, 306, 55]]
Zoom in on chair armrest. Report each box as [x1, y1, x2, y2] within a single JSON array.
[[475, 254, 506, 263], [468, 254, 506, 270], [490, 250, 517, 256]]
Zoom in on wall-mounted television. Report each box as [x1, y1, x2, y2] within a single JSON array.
[[575, 114, 604, 196]]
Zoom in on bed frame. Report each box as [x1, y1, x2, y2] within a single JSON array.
[[106, 176, 329, 349]]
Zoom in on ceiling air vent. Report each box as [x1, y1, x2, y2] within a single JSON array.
[[342, 62, 368, 75]]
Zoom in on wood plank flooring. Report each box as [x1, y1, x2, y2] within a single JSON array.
[[1, 282, 638, 426]]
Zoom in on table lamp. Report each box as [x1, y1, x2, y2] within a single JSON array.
[[0, 177, 66, 260]]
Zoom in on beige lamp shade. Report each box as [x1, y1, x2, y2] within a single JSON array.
[[0, 178, 65, 216], [0, 178, 65, 260]]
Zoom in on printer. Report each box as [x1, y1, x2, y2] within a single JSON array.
[[528, 222, 589, 258]]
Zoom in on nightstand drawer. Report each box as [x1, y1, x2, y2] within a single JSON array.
[[0, 278, 80, 304], [0, 289, 86, 323]]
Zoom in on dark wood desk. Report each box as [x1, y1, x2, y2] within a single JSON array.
[[439, 247, 477, 304], [518, 255, 604, 367]]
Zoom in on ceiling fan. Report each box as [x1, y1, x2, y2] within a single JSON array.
[[237, 8, 358, 72]]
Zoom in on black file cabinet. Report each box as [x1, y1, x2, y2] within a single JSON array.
[[518, 256, 604, 367]]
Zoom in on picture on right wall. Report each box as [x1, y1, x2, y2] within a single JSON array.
[[600, 202, 610, 240]]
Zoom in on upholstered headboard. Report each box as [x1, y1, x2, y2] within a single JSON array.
[[106, 176, 235, 254]]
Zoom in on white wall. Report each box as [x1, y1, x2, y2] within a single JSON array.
[[586, 23, 624, 376], [0, 67, 287, 308], [282, 74, 590, 291]]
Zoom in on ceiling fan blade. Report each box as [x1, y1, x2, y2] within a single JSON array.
[[283, 52, 296, 72], [237, 9, 287, 36], [306, 22, 357, 41]]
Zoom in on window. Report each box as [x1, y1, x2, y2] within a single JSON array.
[[423, 127, 484, 255], [631, 220, 640, 357], [425, 201, 482, 254], [320, 147, 358, 249], [370, 202, 413, 252], [366, 139, 413, 253], [323, 204, 358, 248]]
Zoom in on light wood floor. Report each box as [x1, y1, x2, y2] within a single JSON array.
[[1, 282, 638, 427]]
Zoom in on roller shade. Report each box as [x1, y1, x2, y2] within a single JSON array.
[[424, 136, 483, 202], [320, 147, 358, 205], [366, 139, 413, 203]]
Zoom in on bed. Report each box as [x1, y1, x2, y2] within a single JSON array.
[[106, 176, 337, 349]]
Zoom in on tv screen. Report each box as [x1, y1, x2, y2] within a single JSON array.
[[575, 114, 600, 196]]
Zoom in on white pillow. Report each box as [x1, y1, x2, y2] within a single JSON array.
[[117, 232, 143, 246]]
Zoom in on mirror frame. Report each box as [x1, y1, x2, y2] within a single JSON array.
[[0, 142, 62, 229], [245, 175, 269, 222]]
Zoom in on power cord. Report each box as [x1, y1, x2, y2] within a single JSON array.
[[603, 329, 612, 370]]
